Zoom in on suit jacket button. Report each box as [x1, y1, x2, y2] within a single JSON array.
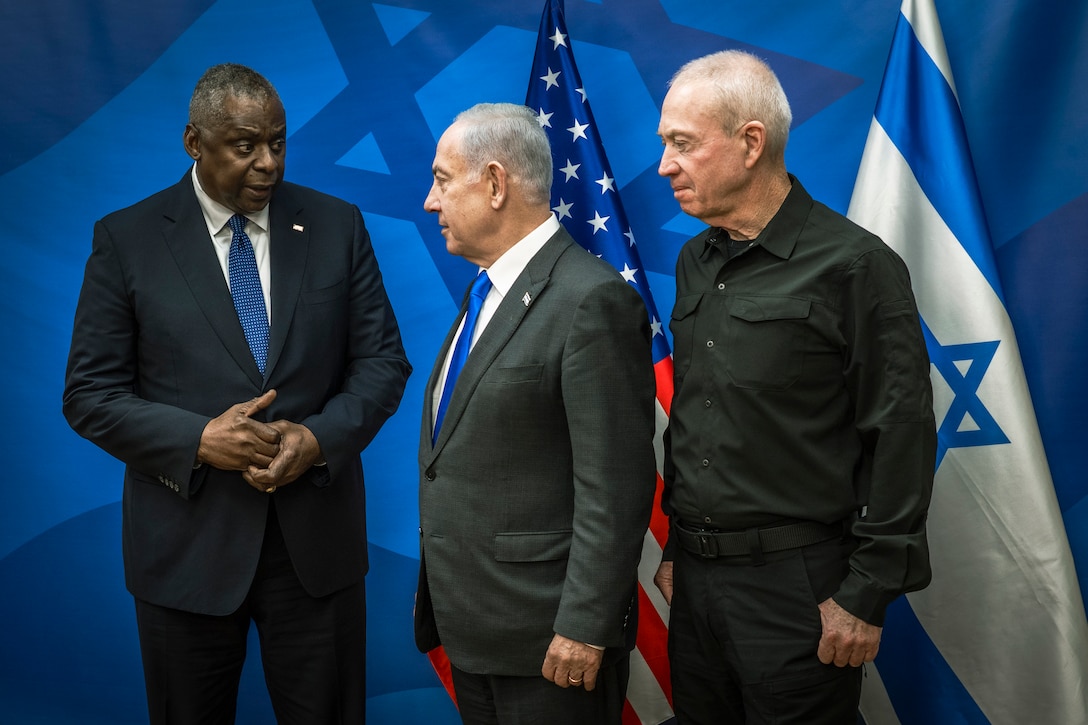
[[424, 470, 436, 481]]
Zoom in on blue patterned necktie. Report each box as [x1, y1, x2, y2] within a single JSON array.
[[227, 214, 269, 375], [433, 270, 492, 443]]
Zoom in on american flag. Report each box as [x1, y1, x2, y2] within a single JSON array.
[[426, 1, 676, 721], [527, 0, 675, 721]]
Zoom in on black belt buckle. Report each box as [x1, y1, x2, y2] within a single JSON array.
[[694, 530, 719, 558]]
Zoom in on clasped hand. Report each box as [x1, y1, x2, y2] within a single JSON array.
[[197, 390, 323, 492]]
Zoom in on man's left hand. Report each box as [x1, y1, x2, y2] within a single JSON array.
[[817, 597, 882, 667], [244, 420, 322, 490], [541, 633, 604, 691]]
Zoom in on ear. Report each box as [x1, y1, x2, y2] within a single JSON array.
[[183, 124, 201, 161], [740, 121, 766, 169], [485, 161, 508, 209]]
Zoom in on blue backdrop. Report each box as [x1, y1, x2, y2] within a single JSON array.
[[1, 0, 1085, 722]]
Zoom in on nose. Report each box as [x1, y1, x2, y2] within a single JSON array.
[[658, 147, 678, 177], [253, 144, 277, 172], [423, 183, 439, 213]]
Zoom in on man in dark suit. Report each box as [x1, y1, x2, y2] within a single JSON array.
[[414, 103, 657, 724], [63, 63, 410, 724]]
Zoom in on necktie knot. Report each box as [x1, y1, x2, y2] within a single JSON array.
[[227, 213, 247, 237], [469, 270, 493, 303]]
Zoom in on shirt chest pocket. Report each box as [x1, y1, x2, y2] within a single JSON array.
[[670, 294, 703, 385], [725, 296, 811, 390]]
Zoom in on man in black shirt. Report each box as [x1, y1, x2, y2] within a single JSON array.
[[653, 50, 936, 724]]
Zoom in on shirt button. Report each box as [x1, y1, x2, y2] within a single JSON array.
[[704, 516, 713, 524], [706, 340, 714, 348], [717, 283, 725, 290], [702, 458, 710, 467], [704, 399, 712, 408]]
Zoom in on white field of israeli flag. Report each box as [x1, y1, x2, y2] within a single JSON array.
[[847, 0, 1088, 722]]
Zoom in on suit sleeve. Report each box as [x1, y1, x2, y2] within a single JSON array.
[[298, 205, 411, 478], [552, 277, 657, 648], [63, 220, 210, 496]]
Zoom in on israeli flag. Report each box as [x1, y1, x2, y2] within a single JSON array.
[[847, 0, 1088, 722]]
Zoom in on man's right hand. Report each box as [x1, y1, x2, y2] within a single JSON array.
[[654, 560, 674, 606], [196, 390, 281, 471]]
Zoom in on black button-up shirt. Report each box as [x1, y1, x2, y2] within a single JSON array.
[[663, 176, 936, 625]]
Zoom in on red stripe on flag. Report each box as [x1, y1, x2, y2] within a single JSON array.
[[427, 646, 458, 708], [636, 584, 674, 704], [653, 356, 674, 416], [622, 698, 642, 725], [647, 473, 670, 549]]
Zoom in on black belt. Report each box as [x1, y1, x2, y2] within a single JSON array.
[[673, 519, 846, 562]]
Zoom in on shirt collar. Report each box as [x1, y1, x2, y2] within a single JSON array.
[[481, 214, 560, 299], [699, 174, 811, 262], [190, 164, 271, 237]]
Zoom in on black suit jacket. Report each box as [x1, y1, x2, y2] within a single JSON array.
[[415, 228, 657, 675], [63, 172, 410, 615]]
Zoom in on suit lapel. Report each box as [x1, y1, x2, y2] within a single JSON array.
[[266, 188, 308, 381], [426, 230, 573, 457], [422, 292, 468, 451], [162, 177, 265, 388]]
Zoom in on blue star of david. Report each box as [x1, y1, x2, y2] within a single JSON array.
[[922, 319, 1009, 468]]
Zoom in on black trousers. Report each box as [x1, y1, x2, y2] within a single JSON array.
[[134, 503, 367, 725], [450, 653, 630, 725], [668, 537, 862, 725]]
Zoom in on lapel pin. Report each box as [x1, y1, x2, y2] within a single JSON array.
[[292, 224, 304, 232], [522, 292, 532, 307]]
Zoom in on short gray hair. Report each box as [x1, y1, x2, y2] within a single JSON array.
[[189, 63, 282, 130], [452, 103, 553, 205], [670, 50, 792, 159]]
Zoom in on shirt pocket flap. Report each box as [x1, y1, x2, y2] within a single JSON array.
[[730, 296, 811, 322], [493, 530, 572, 562], [671, 293, 703, 321]]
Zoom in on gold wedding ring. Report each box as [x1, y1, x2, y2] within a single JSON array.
[[265, 486, 277, 493], [567, 674, 583, 685]]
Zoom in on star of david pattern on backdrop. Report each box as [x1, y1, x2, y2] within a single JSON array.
[[2, 1, 1087, 724]]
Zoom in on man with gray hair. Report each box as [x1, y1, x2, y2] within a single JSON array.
[[653, 51, 936, 723], [414, 102, 657, 723]]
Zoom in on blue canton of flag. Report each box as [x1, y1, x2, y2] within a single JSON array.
[[525, 0, 670, 367], [526, 2, 675, 723], [848, 0, 1088, 723]]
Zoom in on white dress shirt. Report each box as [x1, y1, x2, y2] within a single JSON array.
[[431, 214, 561, 428], [190, 165, 272, 326]]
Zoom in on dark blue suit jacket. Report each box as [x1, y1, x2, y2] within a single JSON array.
[[64, 172, 410, 615]]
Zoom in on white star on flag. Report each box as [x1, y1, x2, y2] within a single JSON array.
[[587, 210, 609, 234], [559, 159, 580, 181], [552, 198, 573, 220], [549, 27, 566, 49], [619, 263, 638, 283], [540, 67, 560, 89], [535, 108, 553, 128], [595, 173, 615, 194], [567, 118, 589, 141]]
